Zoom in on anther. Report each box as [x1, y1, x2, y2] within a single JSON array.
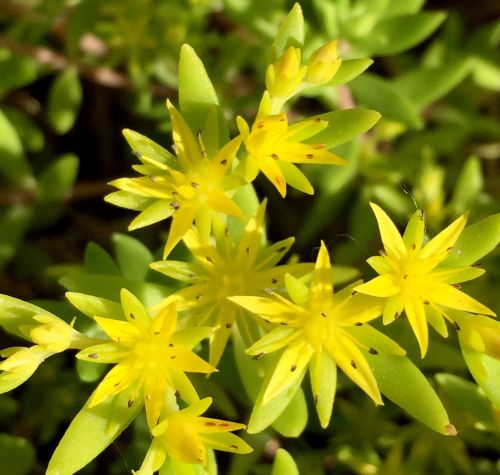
[[280, 321, 289, 326], [206, 256, 212, 262], [246, 246, 250, 254], [271, 153, 279, 160], [257, 122, 264, 129], [355, 322, 363, 326], [321, 312, 327, 318], [350, 360, 357, 369], [306, 153, 314, 159], [369, 347, 378, 355], [88, 353, 99, 359], [132, 151, 142, 158], [225, 322, 232, 329], [453, 321, 461, 331], [314, 395, 319, 405], [277, 246, 287, 252], [170, 201, 180, 210], [128, 400, 134, 408], [170, 355, 176, 359], [230, 445, 239, 450], [290, 364, 297, 372], [149, 175, 158, 182], [446, 246, 453, 252], [271, 278, 278, 284], [351, 290, 358, 296], [205, 421, 216, 426], [403, 275, 408, 280], [411, 243, 416, 250], [423, 300, 430, 305], [253, 352, 264, 360], [220, 159, 227, 165], [264, 288, 274, 295], [191, 182, 200, 188], [313, 117, 322, 123], [129, 313, 135, 320], [168, 343, 174, 347]]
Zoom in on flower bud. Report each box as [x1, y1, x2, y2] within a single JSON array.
[[266, 47, 307, 98], [306, 40, 342, 85], [29, 314, 75, 353]]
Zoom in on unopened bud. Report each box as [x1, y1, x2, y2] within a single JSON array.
[[306, 40, 342, 85], [266, 47, 307, 98]]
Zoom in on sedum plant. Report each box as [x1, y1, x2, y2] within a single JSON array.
[[0, 3, 499, 474]]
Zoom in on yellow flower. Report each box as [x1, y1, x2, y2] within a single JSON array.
[[265, 47, 307, 98], [237, 113, 345, 197], [306, 40, 342, 85], [135, 397, 251, 473], [76, 289, 214, 428], [355, 203, 495, 357], [106, 101, 245, 257], [230, 242, 399, 428], [151, 200, 312, 367], [0, 313, 92, 393]]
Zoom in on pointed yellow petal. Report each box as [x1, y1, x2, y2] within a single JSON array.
[[309, 350, 337, 428], [198, 432, 252, 455], [164, 205, 198, 258], [325, 334, 382, 404], [402, 209, 425, 250], [257, 155, 287, 197], [428, 285, 495, 316], [263, 341, 313, 403], [246, 327, 297, 356], [310, 241, 333, 308], [404, 299, 429, 357], [370, 202, 406, 258], [420, 214, 467, 261], [355, 275, 400, 297], [121, 289, 150, 326], [382, 295, 404, 325]]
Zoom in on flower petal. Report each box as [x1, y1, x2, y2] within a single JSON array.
[[404, 299, 429, 357], [420, 214, 467, 261], [370, 202, 406, 258]]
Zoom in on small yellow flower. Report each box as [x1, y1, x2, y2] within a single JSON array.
[[107, 101, 245, 257], [306, 40, 342, 85], [77, 289, 215, 428], [355, 203, 495, 357], [151, 200, 312, 367], [230, 242, 398, 428], [237, 113, 345, 197], [266, 47, 307, 98], [135, 397, 251, 473]]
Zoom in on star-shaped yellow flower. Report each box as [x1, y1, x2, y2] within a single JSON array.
[[76, 289, 214, 428], [135, 397, 251, 473], [106, 101, 245, 257], [355, 203, 495, 357], [151, 200, 312, 367], [230, 242, 399, 428], [237, 113, 345, 197]]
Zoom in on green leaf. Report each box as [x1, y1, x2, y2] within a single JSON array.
[[178, 44, 226, 144], [47, 386, 142, 475], [0, 108, 33, 187], [470, 56, 500, 91], [367, 352, 453, 434], [84, 243, 121, 276], [227, 184, 260, 242], [271, 386, 308, 436], [46, 68, 82, 134], [271, 448, 299, 475], [271, 3, 304, 59], [76, 359, 107, 383], [0, 205, 32, 271], [460, 346, 500, 408], [381, 0, 426, 18], [328, 58, 373, 86], [37, 154, 79, 202], [444, 214, 500, 267], [449, 156, 483, 216], [0, 434, 35, 475], [394, 60, 470, 108], [112, 234, 153, 281], [350, 73, 422, 128], [311, 108, 381, 149], [0, 53, 37, 96], [353, 12, 446, 56], [3, 108, 44, 153]]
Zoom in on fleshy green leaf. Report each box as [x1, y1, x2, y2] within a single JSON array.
[[449, 156, 483, 216], [178, 44, 227, 145], [0, 108, 33, 187], [0, 205, 32, 271], [112, 233, 153, 281], [46, 68, 82, 134], [65, 292, 124, 320], [394, 60, 470, 108], [0, 433, 35, 475], [47, 386, 142, 475], [37, 154, 79, 202], [352, 12, 446, 56], [271, 3, 304, 60], [311, 108, 381, 149], [444, 214, 500, 267], [271, 448, 299, 475], [381, 0, 426, 18], [328, 58, 373, 86], [350, 74, 422, 128], [367, 352, 453, 434], [271, 386, 308, 437], [84, 243, 121, 276], [460, 346, 500, 408]]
